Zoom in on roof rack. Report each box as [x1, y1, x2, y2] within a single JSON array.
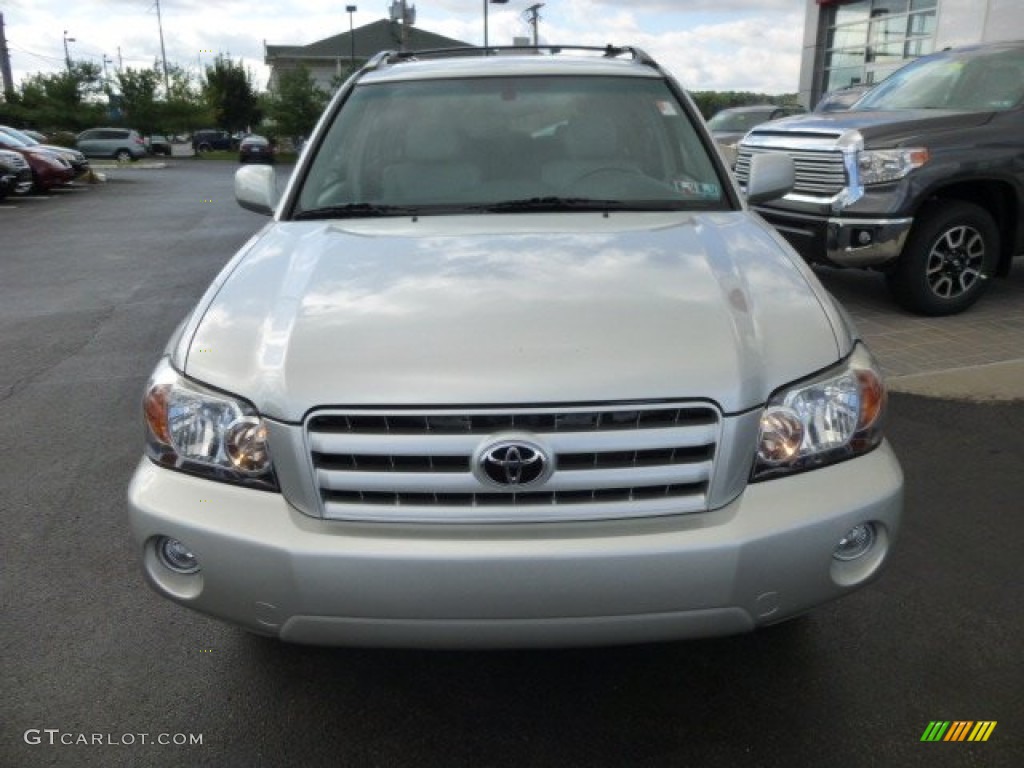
[[370, 45, 661, 70]]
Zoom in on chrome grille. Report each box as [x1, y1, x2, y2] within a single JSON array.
[[306, 403, 720, 523], [735, 146, 847, 198]]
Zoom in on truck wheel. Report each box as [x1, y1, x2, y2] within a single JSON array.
[[887, 200, 998, 316], [114, 149, 133, 163]]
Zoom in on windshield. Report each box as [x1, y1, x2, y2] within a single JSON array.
[[855, 47, 1024, 111], [0, 130, 30, 148], [1, 126, 39, 146], [294, 75, 727, 218]]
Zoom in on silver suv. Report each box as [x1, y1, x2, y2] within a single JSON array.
[[128, 46, 903, 648]]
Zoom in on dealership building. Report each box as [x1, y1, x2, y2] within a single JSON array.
[[799, 0, 1024, 108]]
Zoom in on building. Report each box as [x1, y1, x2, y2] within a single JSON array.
[[265, 19, 472, 94], [799, 0, 1024, 109]]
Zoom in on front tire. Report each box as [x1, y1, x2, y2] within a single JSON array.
[[886, 200, 998, 316]]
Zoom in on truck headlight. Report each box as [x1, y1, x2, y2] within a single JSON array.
[[142, 358, 278, 490], [752, 344, 886, 481], [857, 148, 929, 185]]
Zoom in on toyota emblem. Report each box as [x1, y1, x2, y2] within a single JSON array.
[[476, 439, 551, 488]]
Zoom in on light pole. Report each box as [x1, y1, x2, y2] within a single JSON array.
[[484, 0, 510, 52], [63, 30, 75, 72], [346, 5, 357, 68]]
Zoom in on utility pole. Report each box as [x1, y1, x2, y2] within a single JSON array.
[[0, 13, 14, 101], [389, 1, 415, 50], [400, 1, 409, 50], [63, 30, 75, 72], [525, 4, 544, 46], [155, 0, 171, 96]]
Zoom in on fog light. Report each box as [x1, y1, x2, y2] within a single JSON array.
[[833, 523, 876, 561], [854, 228, 873, 246], [156, 536, 200, 574]]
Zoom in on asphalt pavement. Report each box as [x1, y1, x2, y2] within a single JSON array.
[[1, 161, 1021, 768]]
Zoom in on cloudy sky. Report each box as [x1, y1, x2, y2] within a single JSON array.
[[2, 0, 806, 95]]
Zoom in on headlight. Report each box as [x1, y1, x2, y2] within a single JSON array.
[[142, 358, 278, 490], [752, 344, 886, 481], [857, 148, 929, 185]]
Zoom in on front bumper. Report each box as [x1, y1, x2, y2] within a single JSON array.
[[755, 206, 913, 268], [1, 168, 33, 196], [127, 444, 903, 648]]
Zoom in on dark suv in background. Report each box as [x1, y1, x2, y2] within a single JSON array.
[[192, 129, 235, 153]]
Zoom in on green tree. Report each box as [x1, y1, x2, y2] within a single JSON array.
[[115, 66, 162, 135], [14, 62, 105, 130], [161, 63, 213, 135], [267, 65, 329, 144], [202, 55, 261, 132]]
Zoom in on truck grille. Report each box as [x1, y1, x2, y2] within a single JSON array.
[[735, 146, 847, 198], [306, 403, 720, 523]]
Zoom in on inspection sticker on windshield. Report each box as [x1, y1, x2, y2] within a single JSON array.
[[673, 179, 720, 199], [655, 100, 678, 116]]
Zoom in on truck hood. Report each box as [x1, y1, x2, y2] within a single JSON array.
[[763, 109, 994, 147], [179, 213, 845, 420]]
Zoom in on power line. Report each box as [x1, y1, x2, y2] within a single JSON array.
[[6, 45, 67, 65]]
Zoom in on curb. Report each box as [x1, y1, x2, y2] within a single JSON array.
[[88, 161, 169, 171], [888, 359, 1024, 402]]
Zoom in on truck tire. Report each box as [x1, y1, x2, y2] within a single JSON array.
[[887, 200, 998, 316]]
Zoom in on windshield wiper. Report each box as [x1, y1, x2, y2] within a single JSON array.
[[476, 196, 627, 212], [293, 203, 421, 220], [473, 196, 687, 213]]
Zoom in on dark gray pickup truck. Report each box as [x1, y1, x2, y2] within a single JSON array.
[[736, 40, 1024, 315]]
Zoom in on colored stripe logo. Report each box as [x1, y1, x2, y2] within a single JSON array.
[[921, 721, 997, 742]]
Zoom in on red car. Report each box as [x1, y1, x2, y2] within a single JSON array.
[[0, 133, 76, 193]]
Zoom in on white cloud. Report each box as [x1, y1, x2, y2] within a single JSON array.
[[2, 0, 803, 94]]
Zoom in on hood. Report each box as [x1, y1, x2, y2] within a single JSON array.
[[40, 143, 85, 161], [761, 109, 994, 146], [180, 213, 843, 420]]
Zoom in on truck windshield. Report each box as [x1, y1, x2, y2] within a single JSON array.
[[855, 47, 1024, 112], [293, 75, 728, 218]]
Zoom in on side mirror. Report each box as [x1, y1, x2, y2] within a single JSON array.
[[235, 165, 278, 216], [744, 152, 794, 204]]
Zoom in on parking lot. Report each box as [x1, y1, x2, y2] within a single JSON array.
[[2, 162, 1022, 768], [822, 263, 1024, 391]]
